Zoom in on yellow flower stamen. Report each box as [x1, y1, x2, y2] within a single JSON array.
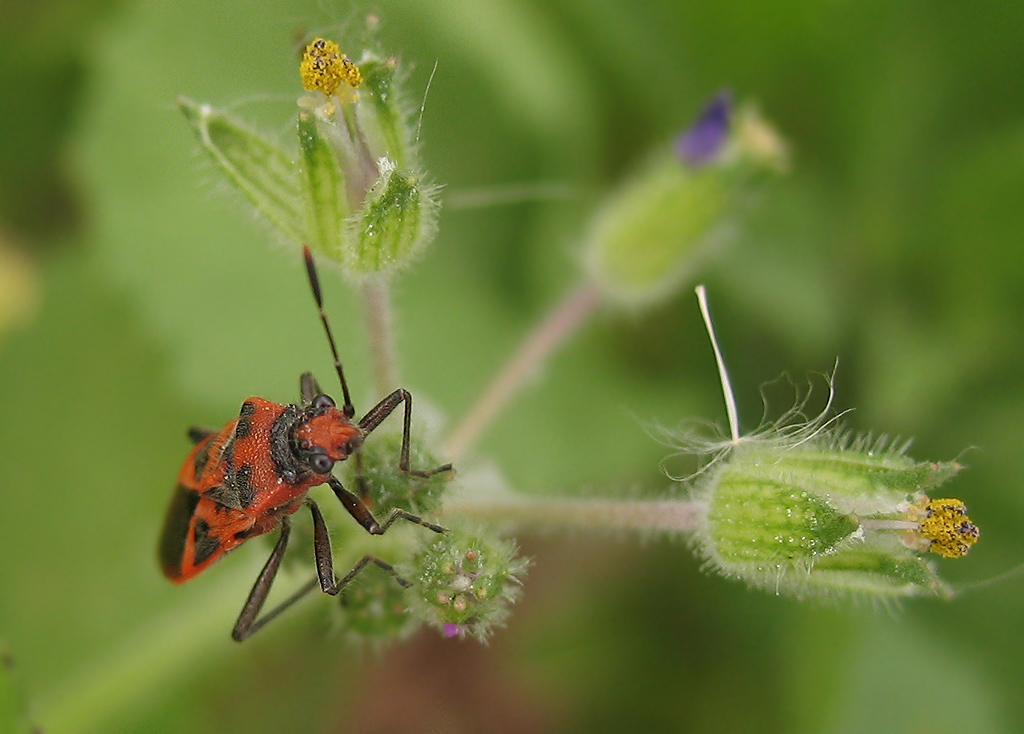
[[300, 38, 363, 96], [918, 498, 980, 558], [898, 495, 980, 558]]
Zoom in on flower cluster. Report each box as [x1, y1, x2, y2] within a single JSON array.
[[180, 36, 439, 279], [404, 527, 529, 642]]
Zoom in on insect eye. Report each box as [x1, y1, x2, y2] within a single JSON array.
[[312, 394, 335, 410], [308, 451, 335, 474]]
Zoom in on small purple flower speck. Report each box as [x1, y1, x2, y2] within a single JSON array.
[[443, 623, 464, 638], [676, 90, 733, 168]]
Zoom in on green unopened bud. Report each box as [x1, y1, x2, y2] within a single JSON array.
[[585, 93, 786, 307], [405, 526, 529, 641], [585, 155, 729, 305]]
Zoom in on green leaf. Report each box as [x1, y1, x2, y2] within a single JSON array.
[[179, 97, 304, 244]]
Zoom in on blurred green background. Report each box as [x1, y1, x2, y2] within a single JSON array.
[[1, 0, 1022, 731]]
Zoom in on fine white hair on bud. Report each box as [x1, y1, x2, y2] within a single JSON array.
[[666, 287, 979, 602]]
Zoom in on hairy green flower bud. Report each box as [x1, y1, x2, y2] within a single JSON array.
[[585, 155, 728, 305], [585, 94, 786, 307], [696, 436, 974, 600], [404, 526, 529, 641], [677, 286, 980, 602], [297, 40, 439, 276]]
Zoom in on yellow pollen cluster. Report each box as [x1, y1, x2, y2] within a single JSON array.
[[917, 498, 980, 558], [300, 38, 362, 96]]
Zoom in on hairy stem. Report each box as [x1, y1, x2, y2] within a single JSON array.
[[444, 490, 704, 535], [445, 280, 603, 460], [361, 276, 399, 397]]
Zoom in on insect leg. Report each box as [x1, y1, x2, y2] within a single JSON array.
[[308, 498, 412, 595], [327, 475, 446, 535], [357, 388, 453, 478], [231, 518, 318, 642]]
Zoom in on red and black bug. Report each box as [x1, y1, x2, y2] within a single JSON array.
[[159, 246, 451, 641]]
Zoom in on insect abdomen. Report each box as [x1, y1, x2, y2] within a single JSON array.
[[159, 482, 201, 582]]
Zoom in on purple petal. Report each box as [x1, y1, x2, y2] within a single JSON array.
[[676, 90, 733, 168], [443, 623, 464, 638]]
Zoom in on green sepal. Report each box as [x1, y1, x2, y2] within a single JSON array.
[[345, 163, 438, 276], [709, 469, 860, 563], [810, 547, 952, 599], [297, 110, 346, 259], [734, 445, 962, 515], [178, 97, 304, 244], [358, 58, 410, 169]]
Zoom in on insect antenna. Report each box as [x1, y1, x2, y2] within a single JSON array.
[[303, 245, 355, 418]]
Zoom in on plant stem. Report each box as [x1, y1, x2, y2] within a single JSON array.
[[445, 280, 603, 460], [444, 489, 704, 535], [361, 276, 399, 397]]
